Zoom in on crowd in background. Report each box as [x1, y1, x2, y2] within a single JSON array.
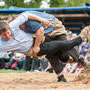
[[0, 51, 53, 73]]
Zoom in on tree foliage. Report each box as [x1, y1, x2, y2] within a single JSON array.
[[1, 0, 90, 8], [50, 0, 90, 7], [3, 0, 25, 7], [25, 0, 42, 8], [3, 0, 42, 8], [50, 0, 65, 7], [65, 0, 90, 6]]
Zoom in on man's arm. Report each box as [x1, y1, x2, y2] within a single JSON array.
[[9, 13, 54, 29], [26, 13, 54, 28], [33, 26, 44, 56]]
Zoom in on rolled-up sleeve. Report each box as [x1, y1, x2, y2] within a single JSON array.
[[9, 13, 28, 29]]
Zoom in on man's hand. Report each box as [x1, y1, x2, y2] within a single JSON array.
[[42, 19, 54, 28], [32, 27, 44, 57], [27, 13, 54, 28], [33, 46, 40, 56]]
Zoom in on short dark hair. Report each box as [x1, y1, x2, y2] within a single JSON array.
[[0, 20, 10, 34]]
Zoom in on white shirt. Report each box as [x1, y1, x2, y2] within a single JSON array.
[[0, 52, 9, 59], [0, 13, 33, 53], [15, 53, 25, 58]]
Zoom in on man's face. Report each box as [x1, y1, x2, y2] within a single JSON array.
[[0, 29, 12, 40]]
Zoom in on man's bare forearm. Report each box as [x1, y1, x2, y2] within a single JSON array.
[[27, 13, 45, 22], [26, 13, 53, 27], [34, 27, 44, 48]]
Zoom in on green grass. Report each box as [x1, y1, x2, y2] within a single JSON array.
[[0, 69, 26, 73]]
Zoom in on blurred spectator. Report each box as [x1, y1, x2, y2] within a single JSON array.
[[0, 52, 10, 69], [66, 28, 72, 40], [62, 62, 78, 74], [24, 56, 33, 71], [62, 63, 72, 73], [75, 62, 84, 74], [5, 51, 14, 69], [70, 63, 78, 73], [10, 52, 25, 70], [31, 57, 41, 71], [79, 38, 90, 56], [7, 51, 14, 60], [84, 50, 90, 66], [38, 55, 48, 71], [62, 62, 84, 74], [44, 62, 53, 73], [71, 33, 78, 39]]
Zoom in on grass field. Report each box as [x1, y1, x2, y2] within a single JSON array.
[[0, 69, 26, 73]]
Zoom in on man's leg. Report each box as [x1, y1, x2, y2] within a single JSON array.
[[46, 54, 67, 82], [55, 52, 69, 62], [37, 36, 82, 56], [53, 35, 79, 62], [65, 48, 79, 62]]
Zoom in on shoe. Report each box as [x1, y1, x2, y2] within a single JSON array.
[[57, 75, 67, 82], [79, 26, 90, 40]]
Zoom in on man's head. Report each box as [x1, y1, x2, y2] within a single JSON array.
[[0, 21, 11, 40]]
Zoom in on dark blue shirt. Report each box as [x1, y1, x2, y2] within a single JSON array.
[[21, 11, 55, 34]]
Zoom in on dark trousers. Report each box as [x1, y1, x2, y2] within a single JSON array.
[[0, 58, 10, 69], [37, 35, 82, 74], [38, 35, 81, 56], [0, 58, 5, 69]]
